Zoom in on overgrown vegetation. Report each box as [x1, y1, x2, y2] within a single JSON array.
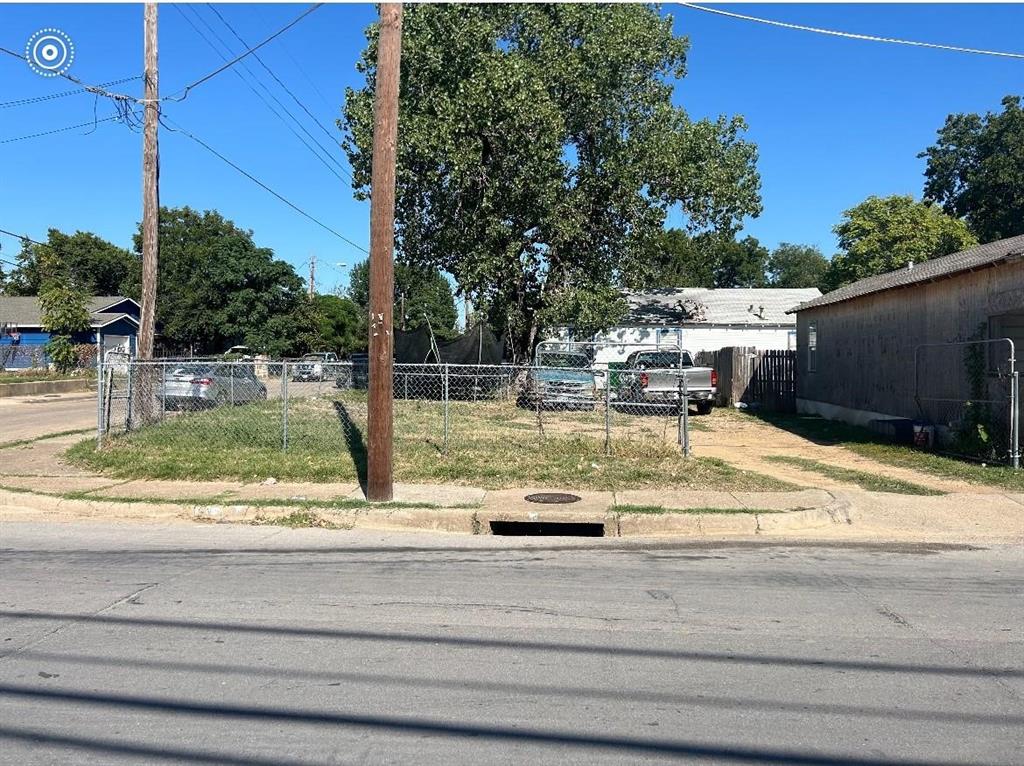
[[67, 393, 791, 491], [765, 455, 943, 496]]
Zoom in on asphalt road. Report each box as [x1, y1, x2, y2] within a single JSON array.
[[0, 393, 95, 442], [0, 524, 1021, 765]]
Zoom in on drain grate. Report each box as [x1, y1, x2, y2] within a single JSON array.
[[524, 492, 581, 504], [490, 520, 604, 537]]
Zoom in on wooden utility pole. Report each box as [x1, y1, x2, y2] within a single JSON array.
[[366, 3, 402, 501], [139, 2, 159, 361], [308, 253, 316, 299]]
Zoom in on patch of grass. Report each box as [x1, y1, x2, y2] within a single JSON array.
[[65, 394, 794, 491], [750, 412, 1024, 492], [0, 370, 96, 384], [251, 511, 341, 529], [0, 428, 93, 450], [615, 504, 784, 515], [765, 455, 944, 496]]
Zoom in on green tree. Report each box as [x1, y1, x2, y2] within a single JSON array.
[[342, 4, 761, 354], [36, 251, 91, 373], [824, 195, 977, 290], [641, 229, 715, 288], [3, 229, 135, 296], [313, 293, 363, 355], [766, 243, 829, 290], [920, 95, 1024, 242], [712, 236, 769, 288], [347, 259, 458, 338], [124, 207, 307, 355]]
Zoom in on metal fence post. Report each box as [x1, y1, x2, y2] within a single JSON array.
[[125, 363, 135, 433], [282, 361, 289, 451], [678, 374, 690, 457], [604, 369, 611, 456], [443, 363, 450, 452], [229, 363, 235, 406], [96, 353, 104, 448], [1012, 368, 1020, 470], [160, 362, 166, 421]]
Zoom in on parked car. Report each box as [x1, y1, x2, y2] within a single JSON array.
[[160, 363, 267, 411], [616, 349, 717, 415], [292, 352, 339, 382], [519, 349, 600, 410]]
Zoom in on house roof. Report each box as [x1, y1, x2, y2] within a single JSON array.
[[0, 295, 139, 329], [624, 288, 822, 326], [789, 235, 1024, 314]]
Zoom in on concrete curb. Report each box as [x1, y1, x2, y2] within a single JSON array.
[[0, 379, 93, 398], [0, 488, 851, 537]]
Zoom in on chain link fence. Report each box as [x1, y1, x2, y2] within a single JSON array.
[[96, 349, 716, 459], [914, 338, 1020, 468]]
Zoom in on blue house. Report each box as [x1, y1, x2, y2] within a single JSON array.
[[0, 295, 141, 368]]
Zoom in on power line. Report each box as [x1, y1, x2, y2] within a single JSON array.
[[0, 76, 140, 109], [676, 3, 1024, 60], [0, 228, 45, 248], [159, 114, 368, 254], [205, 3, 353, 183], [0, 115, 120, 144], [0, 46, 140, 106], [174, 4, 347, 183], [164, 3, 323, 103]]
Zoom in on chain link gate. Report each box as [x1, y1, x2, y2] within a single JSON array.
[[914, 338, 1019, 468]]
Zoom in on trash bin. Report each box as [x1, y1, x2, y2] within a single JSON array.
[[913, 423, 934, 449]]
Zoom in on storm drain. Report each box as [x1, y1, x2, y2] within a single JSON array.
[[524, 492, 581, 504], [489, 521, 604, 537]]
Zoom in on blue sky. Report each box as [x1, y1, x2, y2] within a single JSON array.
[[0, 3, 1021, 295]]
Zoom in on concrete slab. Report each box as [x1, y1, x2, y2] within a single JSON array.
[[0, 475, 126, 494], [96, 479, 360, 503], [346, 482, 486, 507], [617, 512, 702, 537], [732, 489, 834, 511], [481, 486, 612, 516], [614, 489, 739, 510]]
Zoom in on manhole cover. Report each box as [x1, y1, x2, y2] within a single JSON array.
[[524, 492, 581, 504]]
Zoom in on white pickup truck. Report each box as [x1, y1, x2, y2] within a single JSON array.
[[615, 349, 718, 415]]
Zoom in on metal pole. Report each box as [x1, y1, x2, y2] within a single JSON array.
[[678, 374, 690, 457], [229, 363, 235, 406], [125, 363, 135, 433], [1012, 369, 1019, 470], [443, 363, 450, 452], [604, 367, 612, 456], [96, 339, 104, 448], [161, 361, 166, 420], [282, 362, 289, 451]]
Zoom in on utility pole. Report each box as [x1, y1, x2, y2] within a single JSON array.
[[366, 2, 402, 502], [139, 2, 159, 361], [308, 253, 316, 299]]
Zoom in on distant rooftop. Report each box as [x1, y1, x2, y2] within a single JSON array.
[[625, 287, 821, 325], [790, 235, 1024, 313], [0, 296, 138, 328]]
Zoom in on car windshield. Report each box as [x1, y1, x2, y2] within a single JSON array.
[[538, 352, 590, 369], [170, 364, 213, 377], [302, 354, 324, 361], [633, 352, 693, 368]]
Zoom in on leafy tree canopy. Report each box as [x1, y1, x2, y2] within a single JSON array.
[[825, 195, 977, 290], [123, 207, 308, 356], [35, 248, 91, 373], [2, 229, 134, 296], [347, 259, 458, 338], [343, 3, 761, 353], [642, 229, 769, 289], [766, 242, 829, 290], [921, 95, 1024, 242], [312, 293, 364, 355]]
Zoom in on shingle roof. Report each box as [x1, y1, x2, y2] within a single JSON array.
[[789, 235, 1024, 314], [0, 296, 138, 328], [625, 288, 821, 325]]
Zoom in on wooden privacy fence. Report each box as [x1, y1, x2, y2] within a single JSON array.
[[695, 346, 796, 412]]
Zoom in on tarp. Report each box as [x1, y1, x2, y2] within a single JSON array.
[[393, 323, 505, 365]]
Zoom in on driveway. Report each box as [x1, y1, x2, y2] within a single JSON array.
[[0, 393, 95, 443], [0, 523, 1020, 765]]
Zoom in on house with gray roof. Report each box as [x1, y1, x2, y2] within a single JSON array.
[[788, 235, 1023, 448], [553, 287, 820, 364], [0, 295, 140, 368]]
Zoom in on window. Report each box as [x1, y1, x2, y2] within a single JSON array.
[[807, 321, 818, 372]]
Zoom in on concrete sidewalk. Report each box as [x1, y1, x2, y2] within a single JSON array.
[[1, 473, 1021, 543]]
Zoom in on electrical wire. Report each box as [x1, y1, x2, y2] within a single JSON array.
[[0, 115, 120, 144], [0, 76, 140, 109], [676, 3, 1024, 60], [0, 46, 141, 106], [0, 228, 45, 247], [164, 3, 323, 103], [159, 114, 368, 254], [175, 4, 347, 183], [205, 3, 352, 182]]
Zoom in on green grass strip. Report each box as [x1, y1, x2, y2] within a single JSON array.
[[765, 455, 944, 496]]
